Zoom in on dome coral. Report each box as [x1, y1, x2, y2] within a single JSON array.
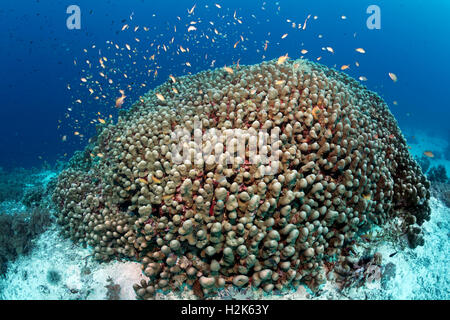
[[52, 59, 430, 299]]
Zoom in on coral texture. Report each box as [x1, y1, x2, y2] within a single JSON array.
[[52, 59, 430, 298]]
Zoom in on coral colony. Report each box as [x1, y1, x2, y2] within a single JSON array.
[[52, 59, 430, 299]]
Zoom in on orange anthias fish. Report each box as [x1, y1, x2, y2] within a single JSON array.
[[152, 176, 162, 184], [156, 93, 165, 101], [277, 54, 289, 65], [312, 106, 321, 120], [423, 151, 435, 158], [115, 94, 126, 108], [223, 66, 234, 74]]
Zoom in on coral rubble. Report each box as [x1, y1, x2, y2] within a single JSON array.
[[52, 59, 430, 298]]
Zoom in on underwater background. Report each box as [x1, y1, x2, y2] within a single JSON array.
[[0, 0, 449, 300]]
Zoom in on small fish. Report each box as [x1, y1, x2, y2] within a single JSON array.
[[277, 54, 289, 65], [281, 33, 288, 39], [301, 49, 308, 55], [341, 65, 350, 70], [223, 66, 234, 74], [302, 14, 311, 30], [188, 4, 196, 15], [389, 251, 398, 258], [152, 176, 161, 184], [423, 151, 435, 158], [156, 93, 165, 101], [115, 94, 126, 108], [362, 194, 372, 201], [389, 72, 398, 82], [312, 106, 321, 120], [169, 75, 176, 83], [97, 153, 104, 158], [139, 178, 149, 185], [98, 118, 106, 124], [359, 76, 368, 81], [355, 48, 366, 54], [326, 47, 334, 54], [188, 26, 197, 32]]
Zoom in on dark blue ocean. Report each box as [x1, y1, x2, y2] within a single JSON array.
[[0, 0, 449, 168]]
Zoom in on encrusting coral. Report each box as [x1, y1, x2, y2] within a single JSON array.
[[52, 59, 430, 298]]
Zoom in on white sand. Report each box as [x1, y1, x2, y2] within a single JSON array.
[[0, 224, 148, 300]]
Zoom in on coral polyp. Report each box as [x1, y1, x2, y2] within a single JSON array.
[[52, 59, 430, 299]]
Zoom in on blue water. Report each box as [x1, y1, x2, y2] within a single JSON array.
[[0, 0, 449, 169]]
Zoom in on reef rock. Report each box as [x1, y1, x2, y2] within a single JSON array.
[[52, 59, 430, 298]]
